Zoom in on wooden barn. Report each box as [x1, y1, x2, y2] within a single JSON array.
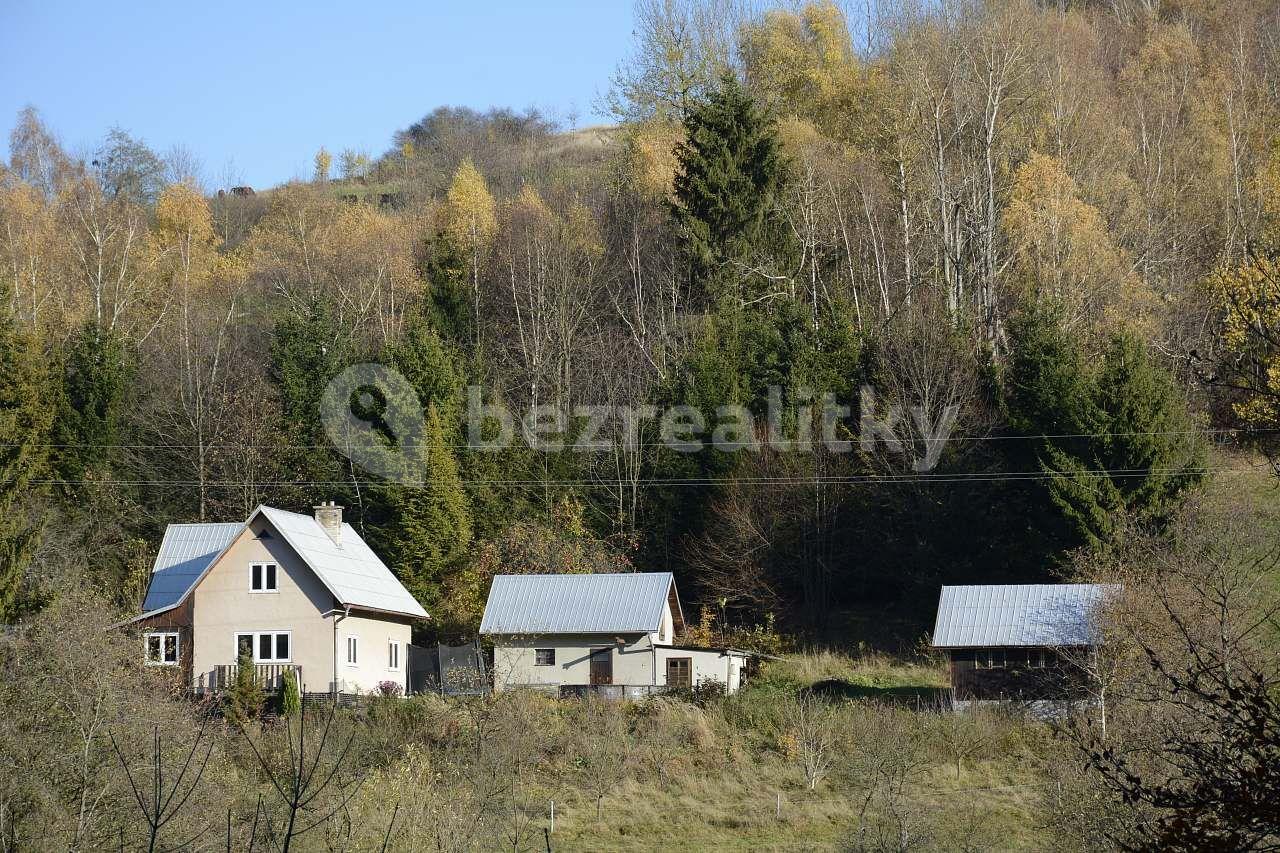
[[931, 584, 1119, 705]]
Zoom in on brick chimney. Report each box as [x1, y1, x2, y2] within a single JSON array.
[[313, 501, 343, 546]]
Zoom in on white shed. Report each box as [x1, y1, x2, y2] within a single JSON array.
[[479, 572, 750, 694]]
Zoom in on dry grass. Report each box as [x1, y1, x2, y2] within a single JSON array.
[[349, 650, 1056, 851]]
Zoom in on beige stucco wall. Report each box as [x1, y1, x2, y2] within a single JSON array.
[[333, 611, 412, 694], [190, 514, 412, 695], [491, 600, 684, 690], [654, 646, 745, 691], [492, 634, 656, 690], [492, 638, 747, 692]]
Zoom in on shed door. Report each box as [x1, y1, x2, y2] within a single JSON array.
[[589, 648, 612, 685]]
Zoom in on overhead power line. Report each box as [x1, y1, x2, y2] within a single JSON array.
[[26, 464, 1265, 490], [0, 425, 1269, 451]]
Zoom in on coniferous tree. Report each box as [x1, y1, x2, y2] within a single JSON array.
[[0, 296, 51, 619], [383, 404, 472, 610], [280, 668, 301, 719], [270, 301, 352, 508], [225, 650, 264, 726], [421, 234, 474, 346], [1003, 306, 1203, 547], [272, 301, 346, 439], [54, 321, 132, 482], [672, 75, 797, 309], [384, 314, 465, 434]]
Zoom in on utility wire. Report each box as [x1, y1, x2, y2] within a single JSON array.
[[26, 464, 1266, 490], [0, 425, 1268, 451]]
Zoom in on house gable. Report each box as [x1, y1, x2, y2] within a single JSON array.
[[130, 504, 427, 624]]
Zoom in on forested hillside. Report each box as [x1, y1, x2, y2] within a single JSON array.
[[2, 0, 1279, 644]]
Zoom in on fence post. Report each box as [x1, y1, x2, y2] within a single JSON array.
[[776, 791, 782, 820], [549, 799, 555, 833]]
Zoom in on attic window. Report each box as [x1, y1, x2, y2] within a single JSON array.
[[250, 562, 278, 592]]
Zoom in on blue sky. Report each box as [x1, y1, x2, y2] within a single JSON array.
[[0, 1, 634, 189]]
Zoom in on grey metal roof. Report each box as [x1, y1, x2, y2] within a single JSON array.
[[135, 506, 427, 620], [141, 523, 241, 611], [259, 507, 427, 619], [479, 572, 677, 635], [931, 584, 1120, 648]]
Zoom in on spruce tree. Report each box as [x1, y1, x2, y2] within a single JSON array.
[[384, 313, 465, 434], [672, 75, 797, 309], [1003, 307, 1203, 547], [421, 234, 473, 345], [270, 301, 351, 507], [384, 404, 473, 609], [54, 321, 131, 482], [0, 297, 51, 619], [271, 300, 346, 438]]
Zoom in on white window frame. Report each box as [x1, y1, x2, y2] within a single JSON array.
[[144, 631, 180, 666], [234, 631, 292, 663], [249, 562, 279, 593], [388, 640, 400, 670], [345, 635, 359, 667]]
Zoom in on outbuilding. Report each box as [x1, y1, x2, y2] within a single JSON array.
[[931, 583, 1119, 705], [480, 572, 750, 696]]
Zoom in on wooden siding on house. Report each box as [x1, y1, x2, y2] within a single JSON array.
[[133, 598, 195, 688]]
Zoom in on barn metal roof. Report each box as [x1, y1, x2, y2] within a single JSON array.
[[931, 584, 1120, 648], [135, 506, 427, 621], [141, 523, 241, 612], [479, 572, 679, 635]]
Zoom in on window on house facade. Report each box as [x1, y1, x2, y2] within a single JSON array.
[[388, 641, 400, 669], [250, 562, 278, 592], [346, 636, 358, 665], [234, 631, 290, 663], [145, 632, 179, 666], [534, 648, 555, 666], [666, 657, 692, 688]]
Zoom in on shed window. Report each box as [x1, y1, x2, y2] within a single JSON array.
[[144, 632, 179, 666], [666, 657, 692, 688], [388, 641, 400, 669], [346, 636, 359, 665], [534, 648, 555, 666], [250, 562, 278, 592], [975, 650, 1006, 669]]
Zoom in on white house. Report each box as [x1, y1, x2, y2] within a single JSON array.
[[124, 503, 428, 696], [479, 572, 750, 694]]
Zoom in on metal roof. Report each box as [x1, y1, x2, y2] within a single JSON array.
[[931, 583, 1120, 648], [142, 523, 241, 611], [479, 572, 678, 635], [258, 507, 427, 619], [136, 506, 427, 620]]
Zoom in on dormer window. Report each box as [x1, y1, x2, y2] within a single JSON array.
[[250, 562, 278, 592]]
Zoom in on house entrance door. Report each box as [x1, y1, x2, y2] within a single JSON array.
[[589, 648, 612, 685]]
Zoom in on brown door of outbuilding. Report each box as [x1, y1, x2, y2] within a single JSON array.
[[589, 648, 612, 685]]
